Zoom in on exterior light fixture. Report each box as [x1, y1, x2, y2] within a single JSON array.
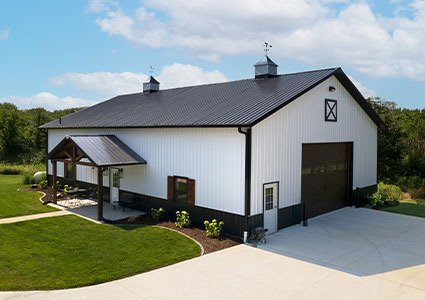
[[329, 86, 336, 92]]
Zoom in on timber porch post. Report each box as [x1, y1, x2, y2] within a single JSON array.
[[52, 159, 57, 204], [97, 167, 103, 220]]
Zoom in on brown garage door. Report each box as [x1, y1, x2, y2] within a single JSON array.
[[301, 143, 351, 219]]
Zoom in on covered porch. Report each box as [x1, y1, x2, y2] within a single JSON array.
[[63, 200, 144, 223], [47, 134, 147, 221]]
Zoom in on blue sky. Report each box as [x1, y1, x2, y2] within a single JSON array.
[[0, 0, 424, 110]]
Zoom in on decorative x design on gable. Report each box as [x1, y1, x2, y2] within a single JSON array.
[[325, 99, 337, 122]]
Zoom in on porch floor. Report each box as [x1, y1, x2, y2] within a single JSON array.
[[64, 201, 145, 222]]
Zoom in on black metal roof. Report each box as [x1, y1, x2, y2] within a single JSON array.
[[145, 76, 159, 84], [40, 67, 385, 130], [254, 55, 278, 66], [48, 135, 147, 167]]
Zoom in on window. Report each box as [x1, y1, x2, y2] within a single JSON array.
[[325, 99, 337, 122], [112, 170, 120, 188], [64, 162, 73, 179], [265, 187, 273, 211], [174, 177, 188, 204]]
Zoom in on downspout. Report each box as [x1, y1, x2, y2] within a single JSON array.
[[238, 126, 251, 241], [44, 129, 49, 185]]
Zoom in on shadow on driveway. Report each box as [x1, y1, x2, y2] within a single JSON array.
[[258, 207, 425, 277]]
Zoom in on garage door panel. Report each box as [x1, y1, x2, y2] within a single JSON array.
[[302, 143, 350, 219]]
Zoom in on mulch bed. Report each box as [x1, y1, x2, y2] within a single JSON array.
[[20, 186, 55, 203], [110, 214, 241, 254]]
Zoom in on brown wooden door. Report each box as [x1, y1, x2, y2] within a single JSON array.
[[301, 143, 350, 219]]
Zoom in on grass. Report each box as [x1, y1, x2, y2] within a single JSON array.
[[0, 174, 58, 218], [0, 215, 201, 290], [382, 199, 425, 218], [0, 163, 44, 175]]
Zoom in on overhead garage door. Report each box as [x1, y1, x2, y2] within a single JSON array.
[[301, 143, 351, 219]]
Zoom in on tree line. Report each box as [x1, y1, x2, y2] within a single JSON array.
[[0, 102, 84, 164], [368, 98, 425, 195]]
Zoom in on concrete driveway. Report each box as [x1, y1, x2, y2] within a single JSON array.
[[2, 207, 425, 300]]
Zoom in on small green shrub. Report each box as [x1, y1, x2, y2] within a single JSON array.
[[38, 180, 48, 189], [151, 207, 166, 221], [175, 211, 191, 228], [369, 192, 385, 208], [204, 219, 224, 238], [56, 181, 62, 191], [377, 182, 403, 205], [63, 184, 72, 195]]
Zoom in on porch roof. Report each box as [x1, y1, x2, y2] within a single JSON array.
[[48, 135, 147, 167]]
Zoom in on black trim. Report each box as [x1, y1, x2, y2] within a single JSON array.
[[251, 68, 385, 131], [325, 99, 337, 122], [238, 127, 251, 232], [351, 184, 377, 207], [278, 204, 302, 229], [348, 142, 354, 206], [119, 189, 246, 239], [45, 129, 48, 183], [247, 203, 302, 235]]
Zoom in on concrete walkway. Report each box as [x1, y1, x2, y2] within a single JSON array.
[[1, 208, 425, 299], [0, 210, 71, 224]]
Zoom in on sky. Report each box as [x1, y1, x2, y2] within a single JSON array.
[[0, 0, 424, 110]]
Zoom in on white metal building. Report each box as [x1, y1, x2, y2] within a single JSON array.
[[41, 56, 384, 238]]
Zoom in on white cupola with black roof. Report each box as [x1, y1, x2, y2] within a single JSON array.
[[254, 55, 278, 79], [143, 76, 160, 93]]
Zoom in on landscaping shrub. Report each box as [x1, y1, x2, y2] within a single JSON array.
[[21, 170, 35, 184], [175, 211, 191, 228], [369, 192, 385, 208], [377, 182, 403, 205], [204, 219, 224, 238], [38, 180, 48, 189], [151, 207, 166, 221], [63, 184, 72, 195], [369, 182, 403, 208]]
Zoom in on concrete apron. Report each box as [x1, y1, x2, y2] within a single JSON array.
[[2, 208, 425, 299]]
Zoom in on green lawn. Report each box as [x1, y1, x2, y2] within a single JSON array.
[[0, 215, 201, 290], [0, 174, 58, 218], [382, 199, 425, 218]]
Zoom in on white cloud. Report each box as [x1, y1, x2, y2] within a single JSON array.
[[48, 63, 227, 98], [0, 28, 9, 40], [0, 92, 97, 110], [86, 0, 118, 13], [347, 75, 375, 99], [91, 0, 425, 81]]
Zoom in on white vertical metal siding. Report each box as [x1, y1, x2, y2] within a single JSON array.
[[251, 76, 378, 215], [48, 128, 246, 215]]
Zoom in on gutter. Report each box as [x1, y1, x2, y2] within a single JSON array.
[[238, 126, 251, 239]]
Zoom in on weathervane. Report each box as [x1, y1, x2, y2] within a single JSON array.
[[263, 42, 272, 54], [149, 66, 154, 75]]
